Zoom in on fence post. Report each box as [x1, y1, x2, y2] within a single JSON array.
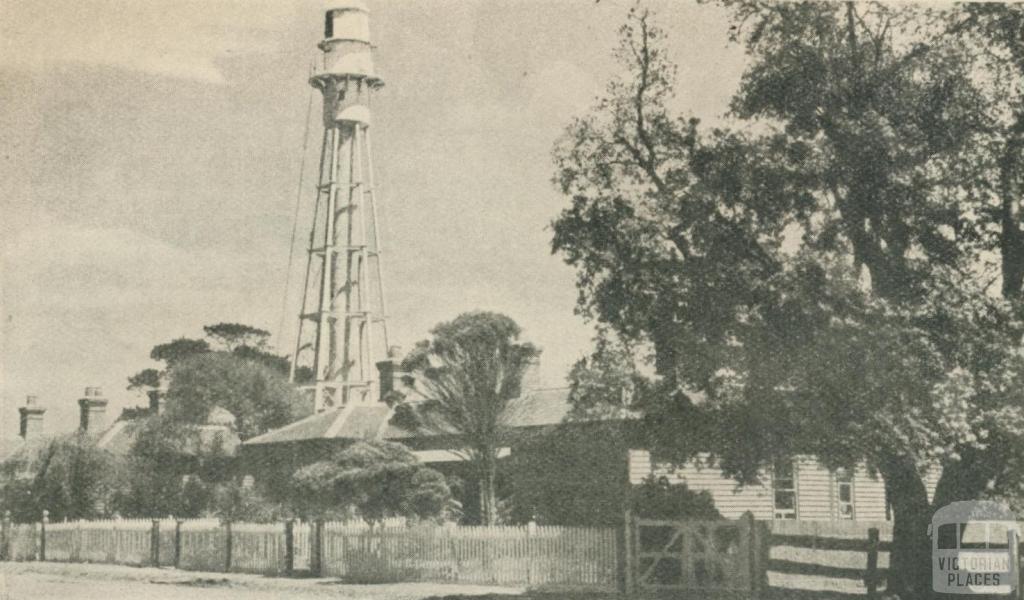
[[174, 519, 183, 569], [310, 519, 324, 577], [284, 519, 295, 576], [1, 510, 10, 561], [620, 509, 633, 595], [742, 511, 759, 599], [150, 519, 160, 567], [865, 527, 879, 599], [525, 520, 536, 586], [72, 518, 82, 562], [39, 510, 49, 562], [224, 519, 233, 573], [113, 516, 123, 564]]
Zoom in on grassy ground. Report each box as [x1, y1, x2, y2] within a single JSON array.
[[0, 562, 530, 600]]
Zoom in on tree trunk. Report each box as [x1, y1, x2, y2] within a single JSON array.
[[999, 117, 1024, 299], [478, 469, 498, 526], [880, 455, 932, 600], [931, 446, 1001, 510]]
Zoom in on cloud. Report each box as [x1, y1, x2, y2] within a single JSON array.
[[0, 217, 289, 435], [0, 0, 296, 84]]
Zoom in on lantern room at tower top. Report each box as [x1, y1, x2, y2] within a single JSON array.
[[312, 0, 382, 126]]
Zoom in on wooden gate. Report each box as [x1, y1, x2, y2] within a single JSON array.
[[630, 514, 759, 597]]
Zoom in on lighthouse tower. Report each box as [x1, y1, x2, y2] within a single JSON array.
[[291, 1, 390, 412]]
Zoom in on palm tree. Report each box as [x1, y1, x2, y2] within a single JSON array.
[[399, 312, 539, 525]]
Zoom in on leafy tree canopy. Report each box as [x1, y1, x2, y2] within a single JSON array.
[[127, 368, 161, 391], [150, 338, 210, 368], [509, 422, 630, 526], [551, 4, 1024, 596], [396, 311, 540, 525], [128, 323, 299, 392], [113, 415, 231, 518], [203, 322, 271, 352], [165, 352, 307, 440]]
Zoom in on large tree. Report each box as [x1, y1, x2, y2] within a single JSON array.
[[127, 322, 306, 393], [551, 4, 1024, 597], [392, 312, 540, 525], [165, 352, 306, 440], [112, 415, 230, 518], [953, 5, 1024, 299]]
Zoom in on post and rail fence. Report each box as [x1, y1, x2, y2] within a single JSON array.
[[0, 508, 923, 597]]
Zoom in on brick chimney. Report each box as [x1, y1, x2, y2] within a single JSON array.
[[376, 345, 403, 403], [18, 395, 45, 440], [376, 359, 398, 403], [147, 385, 167, 415], [78, 387, 108, 435]]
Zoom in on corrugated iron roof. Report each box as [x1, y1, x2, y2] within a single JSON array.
[[246, 387, 579, 446], [245, 404, 393, 445], [243, 408, 345, 444], [0, 437, 26, 463], [95, 419, 241, 457]]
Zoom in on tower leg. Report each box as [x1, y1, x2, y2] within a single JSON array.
[[292, 122, 390, 409]]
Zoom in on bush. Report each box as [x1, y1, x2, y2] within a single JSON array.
[[0, 433, 124, 522], [291, 440, 453, 523], [631, 476, 722, 519]]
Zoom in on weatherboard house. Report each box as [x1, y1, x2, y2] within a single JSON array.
[[241, 360, 940, 523]]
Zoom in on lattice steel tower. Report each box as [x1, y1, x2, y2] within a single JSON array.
[[291, 1, 389, 412]]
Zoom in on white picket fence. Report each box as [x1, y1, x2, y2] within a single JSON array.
[[229, 522, 285, 575], [1, 517, 620, 590], [321, 522, 619, 588], [177, 519, 227, 572], [44, 519, 169, 565]]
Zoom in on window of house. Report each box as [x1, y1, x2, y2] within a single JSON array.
[[773, 460, 797, 520], [836, 469, 854, 520]]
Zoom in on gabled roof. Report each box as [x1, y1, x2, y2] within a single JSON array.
[[0, 436, 27, 464], [0, 437, 60, 478], [95, 410, 242, 457], [245, 387, 587, 446], [0, 437, 25, 463], [95, 420, 134, 455]]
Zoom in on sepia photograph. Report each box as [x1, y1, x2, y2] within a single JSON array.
[[1, 1, 1024, 599]]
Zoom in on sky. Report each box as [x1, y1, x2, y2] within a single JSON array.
[[0, 0, 748, 437]]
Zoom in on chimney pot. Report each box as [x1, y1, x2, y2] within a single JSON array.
[[79, 387, 109, 435], [19, 396, 46, 439]]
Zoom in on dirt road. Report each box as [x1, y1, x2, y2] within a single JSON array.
[[0, 562, 525, 600]]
